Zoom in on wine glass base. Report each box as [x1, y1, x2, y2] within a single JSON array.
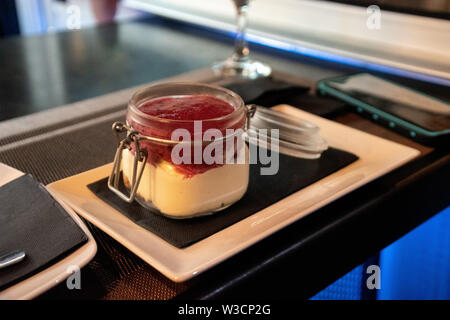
[[212, 58, 272, 79]]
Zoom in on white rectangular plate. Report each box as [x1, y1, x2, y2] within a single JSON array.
[[0, 163, 97, 300], [46, 106, 420, 282]]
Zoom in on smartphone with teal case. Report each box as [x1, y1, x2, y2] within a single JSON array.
[[317, 73, 450, 142]]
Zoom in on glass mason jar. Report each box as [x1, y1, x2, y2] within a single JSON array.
[[108, 82, 254, 219]]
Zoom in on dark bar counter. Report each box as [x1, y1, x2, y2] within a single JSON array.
[[0, 16, 448, 299]]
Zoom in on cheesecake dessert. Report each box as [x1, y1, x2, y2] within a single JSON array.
[[121, 89, 249, 218]]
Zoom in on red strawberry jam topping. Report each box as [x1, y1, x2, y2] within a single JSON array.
[[128, 94, 244, 177], [139, 95, 235, 120]]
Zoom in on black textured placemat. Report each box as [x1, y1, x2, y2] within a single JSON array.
[[0, 174, 88, 290], [224, 77, 347, 117], [87, 147, 358, 248]]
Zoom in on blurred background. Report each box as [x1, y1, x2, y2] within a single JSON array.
[[1, 0, 449, 36], [0, 0, 449, 300]]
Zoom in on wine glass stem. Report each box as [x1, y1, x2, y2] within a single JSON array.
[[233, 4, 250, 63]]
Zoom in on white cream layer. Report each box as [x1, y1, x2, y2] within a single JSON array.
[[121, 147, 249, 217]]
